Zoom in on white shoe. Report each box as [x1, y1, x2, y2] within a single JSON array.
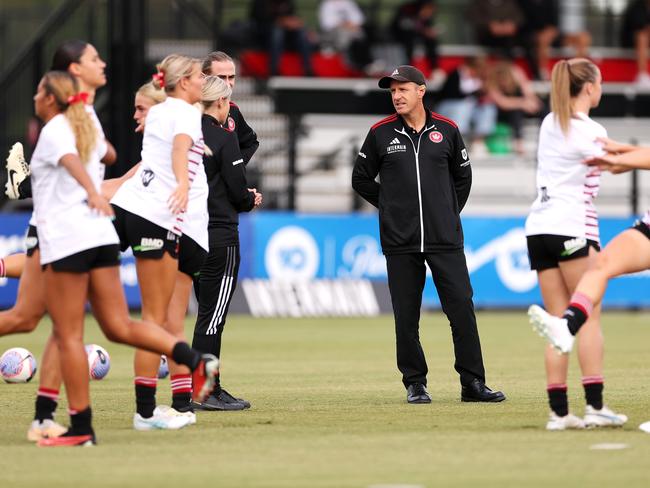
[[546, 412, 585, 431], [528, 304, 575, 353], [584, 405, 627, 428], [153, 405, 196, 426], [133, 410, 191, 431], [639, 421, 650, 433], [5, 142, 29, 200], [27, 418, 67, 442]]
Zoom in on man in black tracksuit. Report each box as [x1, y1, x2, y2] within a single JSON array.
[[352, 65, 505, 404]]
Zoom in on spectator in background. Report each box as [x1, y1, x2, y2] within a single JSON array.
[[390, 0, 440, 70], [469, 0, 525, 59], [436, 57, 496, 158], [519, 0, 559, 80], [621, 0, 650, 86], [250, 0, 314, 76], [318, 0, 377, 73], [486, 60, 542, 155], [519, 0, 591, 80]]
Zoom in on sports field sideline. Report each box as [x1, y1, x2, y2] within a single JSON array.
[[0, 311, 649, 487]]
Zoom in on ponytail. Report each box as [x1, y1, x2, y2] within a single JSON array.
[[43, 71, 97, 163], [550, 58, 599, 135]]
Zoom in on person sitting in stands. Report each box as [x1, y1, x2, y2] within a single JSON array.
[[436, 57, 496, 158], [621, 0, 650, 86], [486, 60, 542, 155], [469, 0, 525, 59], [250, 0, 314, 77], [390, 0, 439, 70], [318, 0, 378, 73]]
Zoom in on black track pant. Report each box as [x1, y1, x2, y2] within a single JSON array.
[[385, 251, 486, 388], [192, 244, 240, 363]]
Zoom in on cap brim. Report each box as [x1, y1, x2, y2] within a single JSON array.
[[378, 75, 409, 88]]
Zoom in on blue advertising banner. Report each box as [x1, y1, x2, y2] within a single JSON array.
[[1, 212, 648, 309], [241, 212, 647, 308]]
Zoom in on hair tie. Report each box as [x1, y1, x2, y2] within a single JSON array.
[[67, 92, 89, 105], [152, 71, 166, 88]]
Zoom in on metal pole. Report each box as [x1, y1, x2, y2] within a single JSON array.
[[287, 114, 300, 210]]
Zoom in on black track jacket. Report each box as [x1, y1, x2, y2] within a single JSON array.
[[228, 102, 259, 164], [352, 109, 471, 255], [202, 114, 256, 247]]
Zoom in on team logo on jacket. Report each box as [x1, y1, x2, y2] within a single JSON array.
[[429, 131, 443, 143], [141, 169, 155, 187], [227, 117, 235, 131], [387, 137, 406, 154]]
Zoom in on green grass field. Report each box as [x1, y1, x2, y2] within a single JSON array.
[[0, 311, 649, 487]]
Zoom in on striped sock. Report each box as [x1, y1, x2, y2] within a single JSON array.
[[170, 374, 192, 411], [547, 383, 568, 417], [134, 376, 157, 418], [0, 258, 5, 278], [563, 292, 594, 335], [582, 376, 604, 410], [34, 387, 59, 421]]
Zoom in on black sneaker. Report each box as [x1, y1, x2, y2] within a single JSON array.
[[193, 389, 249, 411], [406, 383, 432, 404], [220, 388, 251, 409]]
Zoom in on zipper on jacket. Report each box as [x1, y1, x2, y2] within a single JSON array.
[[396, 125, 434, 253]]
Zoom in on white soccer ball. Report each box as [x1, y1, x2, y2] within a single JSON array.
[[0, 347, 37, 383], [85, 344, 110, 380], [158, 355, 169, 379]]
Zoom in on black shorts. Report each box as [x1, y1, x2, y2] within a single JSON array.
[[25, 225, 39, 257], [633, 220, 650, 240], [527, 234, 600, 271], [112, 204, 179, 259], [178, 234, 207, 279], [46, 244, 120, 273]]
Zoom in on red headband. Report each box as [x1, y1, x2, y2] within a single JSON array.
[[67, 92, 89, 105], [152, 71, 165, 88]]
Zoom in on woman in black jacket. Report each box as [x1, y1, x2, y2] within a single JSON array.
[[192, 76, 262, 411]]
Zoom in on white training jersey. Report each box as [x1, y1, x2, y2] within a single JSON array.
[[28, 104, 108, 228], [179, 155, 209, 252], [111, 96, 203, 235], [30, 113, 118, 265], [526, 112, 606, 242]]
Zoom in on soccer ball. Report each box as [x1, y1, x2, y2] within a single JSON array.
[[158, 355, 169, 379], [0, 347, 37, 383], [85, 344, 110, 380]]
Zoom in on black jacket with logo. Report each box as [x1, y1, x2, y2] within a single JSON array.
[[228, 102, 259, 164], [202, 114, 256, 247], [352, 109, 471, 254]]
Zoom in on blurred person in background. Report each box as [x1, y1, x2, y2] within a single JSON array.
[[621, 0, 650, 86], [486, 59, 542, 155], [518, 0, 591, 80], [469, 0, 525, 59], [250, 0, 314, 76], [318, 0, 379, 74], [436, 56, 496, 158], [390, 0, 440, 74]]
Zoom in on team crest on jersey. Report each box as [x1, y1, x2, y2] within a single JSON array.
[[227, 117, 235, 131], [141, 169, 155, 187], [429, 131, 443, 143], [462, 148, 468, 160]]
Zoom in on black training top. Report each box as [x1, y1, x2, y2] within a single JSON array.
[[228, 102, 259, 164], [352, 108, 471, 255], [202, 113, 256, 247]]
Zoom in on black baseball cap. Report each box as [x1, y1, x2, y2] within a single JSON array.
[[378, 65, 427, 89]]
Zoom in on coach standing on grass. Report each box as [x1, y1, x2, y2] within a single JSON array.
[[352, 65, 506, 404]]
